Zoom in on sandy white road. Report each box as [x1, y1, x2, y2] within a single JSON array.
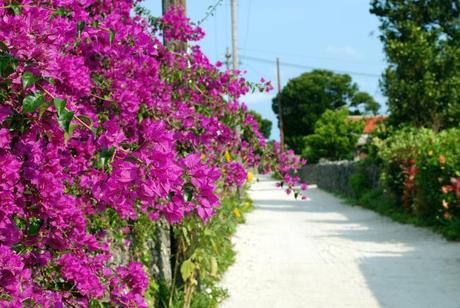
[[220, 176, 460, 308]]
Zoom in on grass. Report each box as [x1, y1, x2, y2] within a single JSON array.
[[330, 186, 460, 241]]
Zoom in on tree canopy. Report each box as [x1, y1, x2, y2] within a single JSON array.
[[272, 70, 379, 153], [302, 108, 364, 163], [371, 0, 460, 130]]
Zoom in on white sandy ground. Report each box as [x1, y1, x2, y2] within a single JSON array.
[[219, 176, 460, 308]]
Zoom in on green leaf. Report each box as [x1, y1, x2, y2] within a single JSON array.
[[109, 30, 115, 45], [53, 98, 66, 116], [210, 256, 218, 277], [38, 102, 51, 120], [22, 72, 38, 89], [45, 77, 56, 85], [58, 111, 74, 134], [53, 7, 71, 17], [27, 218, 42, 237], [88, 300, 104, 308], [180, 259, 195, 281], [14, 216, 26, 230], [23, 93, 45, 113], [77, 21, 85, 36], [184, 186, 193, 202], [0, 41, 8, 52], [53, 98, 76, 140], [0, 50, 17, 78], [95, 147, 115, 169], [0, 58, 9, 77], [10, 4, 21, 16], [64, 124, 77, 144], [77, 114, 93, 127]]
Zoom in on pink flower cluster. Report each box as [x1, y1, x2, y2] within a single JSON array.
[[269, 142, 307, 198], [0, 1, 304, 306]]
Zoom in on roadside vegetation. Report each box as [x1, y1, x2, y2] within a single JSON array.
[[285, 0, 460, 240]]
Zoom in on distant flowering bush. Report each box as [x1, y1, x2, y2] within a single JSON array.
[[0, 1, 303, 306], [378, 128, 460, 223]]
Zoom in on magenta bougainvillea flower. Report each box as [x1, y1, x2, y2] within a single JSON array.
[[0, 1, 305, 305]]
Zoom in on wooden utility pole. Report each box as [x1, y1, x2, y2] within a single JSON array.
[[149, 0, 188, 288], [163, 0, 187, 50], [230, 0, 238, 70], [162, 0, 186, 14], [276, 57, 285, 151]]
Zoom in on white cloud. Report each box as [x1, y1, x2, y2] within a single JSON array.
[[325, 46, 361, 60]]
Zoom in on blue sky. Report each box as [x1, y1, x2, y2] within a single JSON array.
[[144, 0, 387, 140]]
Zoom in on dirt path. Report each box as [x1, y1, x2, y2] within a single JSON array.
[[220, 176, 460, 308]]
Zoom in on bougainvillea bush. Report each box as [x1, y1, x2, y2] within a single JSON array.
[[0, 1, 304, 306]]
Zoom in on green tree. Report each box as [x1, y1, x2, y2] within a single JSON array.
[[302, 108, 364, 163], [249, 110, 272, 139], [371, 0, 460, 131], [272, 70, 379, 153], [351, 91, 381, 115]]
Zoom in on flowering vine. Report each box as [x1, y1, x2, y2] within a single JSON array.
[[0, 1, 304, 306]]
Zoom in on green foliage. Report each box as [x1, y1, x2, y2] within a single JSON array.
[[353, 187, 418, 225], [341, 165, 460, 240], [22, 93, 45, 113], [164, 193, 254, 308], [86, 209, 161, 306], [351, 92, 380, 115], [249, 110, 272, 139], [361, 120, 394, 163], [371, 0, 460, 130], [53, 98, 75, 142], [0, 42, 17, 78], [316, 126, 460, 239], [272, 70, 379, 153], [349, 172, 369, 198], [376, 128, 460, 235], [21, 71, 39, 89], [302, 108, 364, 163]]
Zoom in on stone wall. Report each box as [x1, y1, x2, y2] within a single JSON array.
[[299, 160, 380, 197]]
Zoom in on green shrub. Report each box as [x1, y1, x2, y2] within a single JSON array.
[[331, 126, 460, 240], [349, 172, 368, 198], [302, 108, 364, 163], [377, 128, 460, 227], [164, 192, 254, 308], [357, 188, 402, 221]]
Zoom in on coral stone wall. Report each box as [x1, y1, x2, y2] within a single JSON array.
[[299, 160, 380, 196]]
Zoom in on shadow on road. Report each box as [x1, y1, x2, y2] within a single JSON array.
[[254, 183, 460, 308]]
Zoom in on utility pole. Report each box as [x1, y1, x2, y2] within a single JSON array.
[[149, 0, 188, 288], [276, 57, 285, 151], [230, 0, 238, 70], [163, 0, 187, 50], [225, 47, 232, 70], [162, 0, 186, 14]]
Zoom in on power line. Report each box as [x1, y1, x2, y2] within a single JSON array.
[[239, 46, 383, 67], [213, 2, 219, 60], [240, 54, 381, 79], [196, 0, 224, 25], [241, 61, 266, 78]]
